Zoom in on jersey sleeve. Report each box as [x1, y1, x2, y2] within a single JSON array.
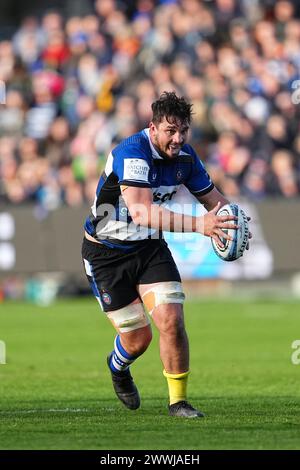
[[184, 145, 214, 196], [112, 144, 152, 188]]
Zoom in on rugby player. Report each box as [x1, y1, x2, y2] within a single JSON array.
[[82, 91, 239, 418]]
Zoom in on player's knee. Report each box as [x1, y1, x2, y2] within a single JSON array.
[[142, 281, 185, 315], [120, 325, 152, 357], [132, 325, 152, 353], [155, 306, 185, 338], [135, 326, 153, 354]]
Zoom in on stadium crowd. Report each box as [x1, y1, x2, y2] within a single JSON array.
[[1, 0, 300, 211]]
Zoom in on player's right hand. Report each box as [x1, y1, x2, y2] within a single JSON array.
[[200, 202, 239, 247]]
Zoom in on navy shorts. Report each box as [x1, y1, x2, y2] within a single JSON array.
[[81, 237, 181, 312]]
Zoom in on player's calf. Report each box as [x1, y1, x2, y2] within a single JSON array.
[[106, 302, 152, 409]]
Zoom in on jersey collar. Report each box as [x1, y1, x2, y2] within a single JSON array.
[[143, 128, 163, 160]]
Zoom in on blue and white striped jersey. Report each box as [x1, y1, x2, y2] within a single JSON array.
[[84, 128, 214, 251]]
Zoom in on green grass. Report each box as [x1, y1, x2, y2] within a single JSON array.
[[0, 298, 299, 450]]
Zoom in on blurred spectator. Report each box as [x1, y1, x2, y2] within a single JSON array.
[[268, 150, 299, 197], [25, 70, 63, 140], [0, 89, 25, 137], [13, 16, 45, 70], [243, 159, 269, 200], [44, 117, 71, 168]]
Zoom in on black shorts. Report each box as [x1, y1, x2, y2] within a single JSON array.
[[81, 238, 181, 312]]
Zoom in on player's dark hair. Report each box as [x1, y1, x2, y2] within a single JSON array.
[[151, 91, 193, 125]]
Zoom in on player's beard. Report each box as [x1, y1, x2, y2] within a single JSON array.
[[153, 136, 182, 159], [167, 144, 181, 158]]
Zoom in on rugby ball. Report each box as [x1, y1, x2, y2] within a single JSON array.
[[211, 203, 249, 261]]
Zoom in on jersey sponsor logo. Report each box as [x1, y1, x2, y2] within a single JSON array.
[[123, 158, 149, 182], [153, 190, 177, 203]]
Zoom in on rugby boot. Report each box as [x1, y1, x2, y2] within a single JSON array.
[[107, 355, 140, 410], [168, 400, 205, 418]]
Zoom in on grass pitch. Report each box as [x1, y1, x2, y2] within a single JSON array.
[[0, 297, 299, 450]]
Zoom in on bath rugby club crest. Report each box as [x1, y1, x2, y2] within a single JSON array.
[[176, 170, 182, 181], [101, 291, 112, 305]]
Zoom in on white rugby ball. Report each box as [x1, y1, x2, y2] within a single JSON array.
[[211, 203, 249, 261]]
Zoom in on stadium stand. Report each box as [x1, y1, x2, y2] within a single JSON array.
[[0, 0, 300, 211]]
